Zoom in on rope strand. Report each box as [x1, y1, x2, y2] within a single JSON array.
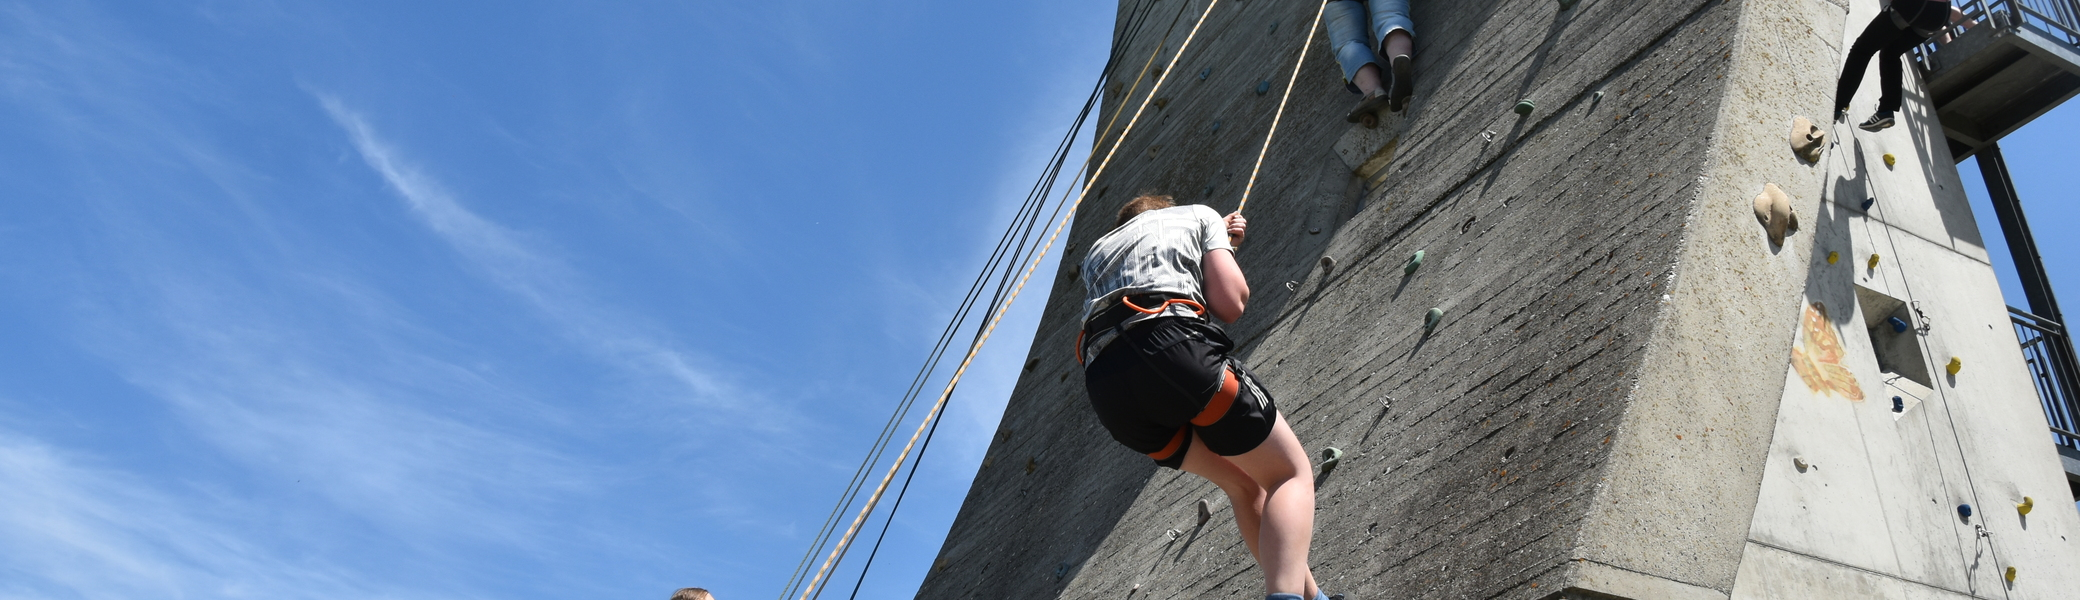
[[1238, 0, 1330, 214]]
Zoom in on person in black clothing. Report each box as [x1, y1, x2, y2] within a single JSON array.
[[1835, 0, 1973, 131]]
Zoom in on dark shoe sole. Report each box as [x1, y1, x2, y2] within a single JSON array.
[[1857, 116, 1895, 132], [1345, 91, 1392, 124], [1388, 54, 1414, 112]]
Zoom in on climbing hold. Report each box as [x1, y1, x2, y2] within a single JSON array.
[[1320, 256, 1336, 272], [1558, 0, 1582, 9], [1165, 528, 1181, 541], [2018, 496, 2034, 516], [1793, 457, 1809, 471], [1861, 198, 1876, 211], [1828, 251, 1840, 264], [2006, 566, 2017, 583], [1888, 316, 1910, 333], [1320, 447, 1344, 472], [1153, 97, 1171, 109], [1947, 357, 1963, 376], [1199, 67, 1211, 80], [1285, 281, 1299, 291], [1593, 90, 1605, 101], [1405, 250, 1426, 275], [1256, 80, 1272, 96], [1268, 20, 1279, 34], [1883, 153, 1897, 168], [1514, 99, 1536, 115], [1752, 183, 1798, 247], [1892, 396, 1904, 413], [1210, 120, 1221, 132], [1309, 227, 1322, 235], [1424, 307, 1444, 333], [1197, 498, 1212, 525], [1055, 562, 1071, 579], [1958, 503, 1974, 519], [1868, 254, 1881, 269], [1790, 116, 1828, 163], [1025, 457, 1037, 474]]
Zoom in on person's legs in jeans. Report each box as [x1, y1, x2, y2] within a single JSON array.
[[1370, 0, 1416, 110], [1182, 413, 1320, 597], [1327, 1, 1389, 123]]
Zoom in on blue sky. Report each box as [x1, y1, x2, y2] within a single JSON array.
[[1, 2, 2075, 600]]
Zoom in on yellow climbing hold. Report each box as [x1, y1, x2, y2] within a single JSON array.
[[2006, 566, 2017, 583], [1827, 251, 1839, 264], [1883, 153, 1897, 168], [2018, 496, 2034, 515], [1868, 254, 1882, 269], [1947, 357, 1963, 376]]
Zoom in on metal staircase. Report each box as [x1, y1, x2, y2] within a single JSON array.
[[1915, 0, 2080, 160]]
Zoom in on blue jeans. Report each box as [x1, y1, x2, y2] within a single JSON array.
[[1324, 0, 1415, 93]]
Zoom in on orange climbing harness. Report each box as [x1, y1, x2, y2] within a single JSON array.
[[1076, 295, 1209, 365]]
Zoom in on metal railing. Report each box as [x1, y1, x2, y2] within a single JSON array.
[[2010, 307, 2080, 450], [1915, 0, 2080, 69]]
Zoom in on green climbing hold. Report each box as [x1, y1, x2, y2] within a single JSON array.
[[1320, 447, 1344, 472], [1515, 100, 1536, 115], [1425, 307, 1444, 333], [1405, 250, 1426, 275]]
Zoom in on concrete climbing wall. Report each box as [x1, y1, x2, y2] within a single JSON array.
[[916, 0, 2080, 599]]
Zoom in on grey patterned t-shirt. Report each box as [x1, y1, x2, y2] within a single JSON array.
[[1080, 204, 1235, 326]]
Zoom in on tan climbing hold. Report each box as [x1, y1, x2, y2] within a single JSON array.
[[1883, 153, 1897, 168], [1789, 116, 1827, 162], [1752, 183, 1798, 246]]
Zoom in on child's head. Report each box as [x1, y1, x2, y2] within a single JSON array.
[[1116, 194, 1176, 227], [670, 589, 714, 600]]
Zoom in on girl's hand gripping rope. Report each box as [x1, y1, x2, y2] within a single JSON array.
[[1225, 211, 1248, 247]]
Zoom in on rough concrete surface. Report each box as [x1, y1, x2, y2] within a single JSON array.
[[914, 0, 2080, 598]]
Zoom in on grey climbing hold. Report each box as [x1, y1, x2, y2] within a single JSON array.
[[1164, 528, 1181, 541], [1424, 307, 1444, 333], [1199, 67, 1211, 80], [1888, 317, 1910, 333], [1405, 250, 1426, 275], [1055, 562, 1071, 579], [1515, 100, 1536, 115], [1320, 256, 1336, 272], [1320, 447, 1344, 472], [1594, 91, 1605, 101], [1257, 80, 1272, 95], [1309, 227, 1322, 235], [1197, 498, 1212, 525], [1268, 20, 1279, 34], [1285, 281, 1299, 291]]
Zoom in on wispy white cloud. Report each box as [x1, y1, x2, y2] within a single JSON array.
[[0, 427, 409, 600]]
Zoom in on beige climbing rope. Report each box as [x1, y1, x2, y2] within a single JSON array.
[[1237, 0, 1330, 215], [790, 2, 1228, 599]]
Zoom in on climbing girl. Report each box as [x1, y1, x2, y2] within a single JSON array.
[[1324, 0, 1416, 126], [1077, 195, 1337, 600], [1835, 0, 1974, 131]]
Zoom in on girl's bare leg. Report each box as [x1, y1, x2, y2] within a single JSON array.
[[1180, 424, 1323, 597]]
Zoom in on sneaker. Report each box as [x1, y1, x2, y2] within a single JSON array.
[[1387, 54, 1414, 112], [1857, 112, 1895, 132], [1834, 107, 1848, 123], [1344, 87, 1392, 124]]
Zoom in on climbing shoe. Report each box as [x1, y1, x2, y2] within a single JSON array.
[[1344, 87, 1392, 124], [1857, 111, 1895, 132], [1387, 54, 1414, 112]]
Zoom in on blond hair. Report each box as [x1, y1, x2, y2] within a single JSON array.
[[670, 588, 714, 600]]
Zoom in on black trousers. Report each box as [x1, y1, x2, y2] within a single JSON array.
[[1836, 3, 1949, 113]]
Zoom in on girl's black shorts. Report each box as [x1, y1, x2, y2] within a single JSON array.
[[1082, 316, 1279, 469]]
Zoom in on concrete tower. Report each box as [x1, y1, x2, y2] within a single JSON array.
[[917, 0, 2080, 598]]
